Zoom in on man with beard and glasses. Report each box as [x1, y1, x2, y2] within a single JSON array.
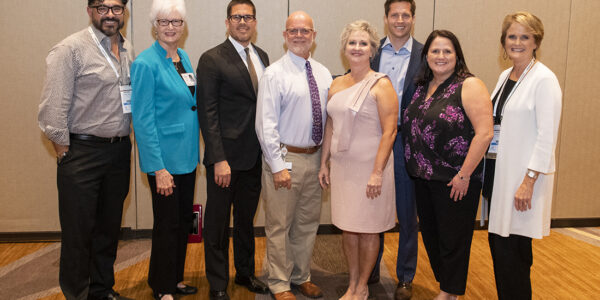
[[196, 0, 269, 299], [255, 11, 331, 300], [38, 1, 133, 299]]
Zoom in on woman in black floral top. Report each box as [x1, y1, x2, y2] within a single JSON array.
[[402, 30, 493, 299]]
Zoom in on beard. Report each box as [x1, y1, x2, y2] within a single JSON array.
[[286, 38, 313, 58], [92, 17, 124, 37]]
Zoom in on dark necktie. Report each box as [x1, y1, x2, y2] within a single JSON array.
[[305, 60, 322, 145], [244, 47, 258, 93]]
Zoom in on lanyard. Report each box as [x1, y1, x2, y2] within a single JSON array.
[[88, 26, 120, 79], [492, 58, 536, 117]]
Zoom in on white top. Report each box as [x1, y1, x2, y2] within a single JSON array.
[[228, 36, 265, 79], [255, 50, 332, 173], [488, 62, 562, 239]]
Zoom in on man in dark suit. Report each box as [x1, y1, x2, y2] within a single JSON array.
[[369, 1, 423, 299], [196, 1, 269, 299]]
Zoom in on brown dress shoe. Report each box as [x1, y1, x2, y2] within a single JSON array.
[[273, 291, 296, 300], [292, 281, 323, 298], [395, 282, 413, 300]]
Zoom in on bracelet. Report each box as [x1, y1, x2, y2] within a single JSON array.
[[458, 171, 470, 181]]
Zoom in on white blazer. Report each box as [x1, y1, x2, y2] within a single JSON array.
[[488, 62, 562, 239]]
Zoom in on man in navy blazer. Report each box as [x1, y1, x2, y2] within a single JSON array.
[[196, 1, 269, 299], [369, 1, 423, 299]]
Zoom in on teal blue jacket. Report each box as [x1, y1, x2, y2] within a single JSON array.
[[131, 41, 199, 175]]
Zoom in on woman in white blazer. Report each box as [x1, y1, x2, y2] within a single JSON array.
[[486, 12, 562, 300]]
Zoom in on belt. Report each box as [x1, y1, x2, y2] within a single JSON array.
[[70, 133, 129, 143], [283, 144, 321, 154]]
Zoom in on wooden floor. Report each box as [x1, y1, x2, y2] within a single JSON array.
[[2, 230, 600, 299]]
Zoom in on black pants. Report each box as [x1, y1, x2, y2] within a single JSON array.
[[147, 170, 196, 294], [414, 178, 481, 295], [57, 138, 131, 300], [203, 159, 261, 291], [488, 233, 533, 300]]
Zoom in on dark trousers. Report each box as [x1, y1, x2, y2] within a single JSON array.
[[488, 233, 533, 300], [414, 178, 481, 295], [147, 170, 197, 294], [57, 138, 131, 300], [371, 132, 418, 283], [203, 159, 261, 291]]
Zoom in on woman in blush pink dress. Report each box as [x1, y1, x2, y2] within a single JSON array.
[[318, 20, 398, 300]]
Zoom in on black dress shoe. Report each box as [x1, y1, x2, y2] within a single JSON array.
[[176, 284, 198, 295], [234, 274, 269, 294], [209, 290, 230, 300]]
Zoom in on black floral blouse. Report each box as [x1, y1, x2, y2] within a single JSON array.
[[402, 73, 483, 182]]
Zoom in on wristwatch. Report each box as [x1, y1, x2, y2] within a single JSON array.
[[526, 169, 538, 179]]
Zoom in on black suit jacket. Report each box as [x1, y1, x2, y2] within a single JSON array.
[[196, 39, 269, 170], [371, 37, 424, 116]]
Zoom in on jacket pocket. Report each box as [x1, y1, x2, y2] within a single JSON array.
[[159, 123, 185, 135]]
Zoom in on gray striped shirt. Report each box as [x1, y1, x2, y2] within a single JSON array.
[[38, 26, 134, 145]]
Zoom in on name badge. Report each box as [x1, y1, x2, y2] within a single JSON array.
[[488, 124, 501, 155], [120, 85, 132, 114], [181, 73, 196, 87]]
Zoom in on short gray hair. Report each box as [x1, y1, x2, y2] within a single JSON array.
[[149, 0, 187, 25], [340, 20, 380, 57]]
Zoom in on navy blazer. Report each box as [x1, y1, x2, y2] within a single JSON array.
[[196, 39, 269, 170], [131, 41, 200, 175], [371, 37, 424, 116]]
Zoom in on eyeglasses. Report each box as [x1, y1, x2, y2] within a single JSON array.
[[228, 14, 256, 23], [286, 28, 314, 36], [157, 19, 184, 27], [90, 5, 125, 15]]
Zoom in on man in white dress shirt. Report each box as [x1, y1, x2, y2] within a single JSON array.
[[255, 11, 332, 300]]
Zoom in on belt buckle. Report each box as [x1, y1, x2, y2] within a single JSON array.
[[109, 137, 119, 143]]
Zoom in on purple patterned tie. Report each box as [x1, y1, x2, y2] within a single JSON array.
[[305, 60, 322, 145]]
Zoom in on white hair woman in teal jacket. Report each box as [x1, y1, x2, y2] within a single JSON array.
[[131, 0, 199, 299]]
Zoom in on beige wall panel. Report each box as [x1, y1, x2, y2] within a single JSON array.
[[1, 0, 597, 233], [288, 0, 434, 76], [553, 0, 600, 218], [433, 0, 569, 92], [130, 0, 288, 228], [0, 1, 137, 231]]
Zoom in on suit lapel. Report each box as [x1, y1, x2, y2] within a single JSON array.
[[222, 39, 256, 97], [254, 44, 269, 68], [402, 41, 422, 94], [370, 37, 386, 72]]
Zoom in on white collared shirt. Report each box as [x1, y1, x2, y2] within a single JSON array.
[[228, 36, 265, 80], [256, 51, 332, 173]]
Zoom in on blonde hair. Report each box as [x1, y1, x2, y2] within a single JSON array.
[[340, 20, 380, 57], [501, 11, 544, 57]]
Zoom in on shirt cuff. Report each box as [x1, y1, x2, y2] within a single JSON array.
[[269, 156, 287, 174], [41, 125, 70, 146]]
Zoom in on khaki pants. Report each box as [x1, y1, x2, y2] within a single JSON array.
[[262, 151, 322, 294]]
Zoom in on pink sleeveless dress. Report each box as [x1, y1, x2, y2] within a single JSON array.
[[327, 72, 396, 233]]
